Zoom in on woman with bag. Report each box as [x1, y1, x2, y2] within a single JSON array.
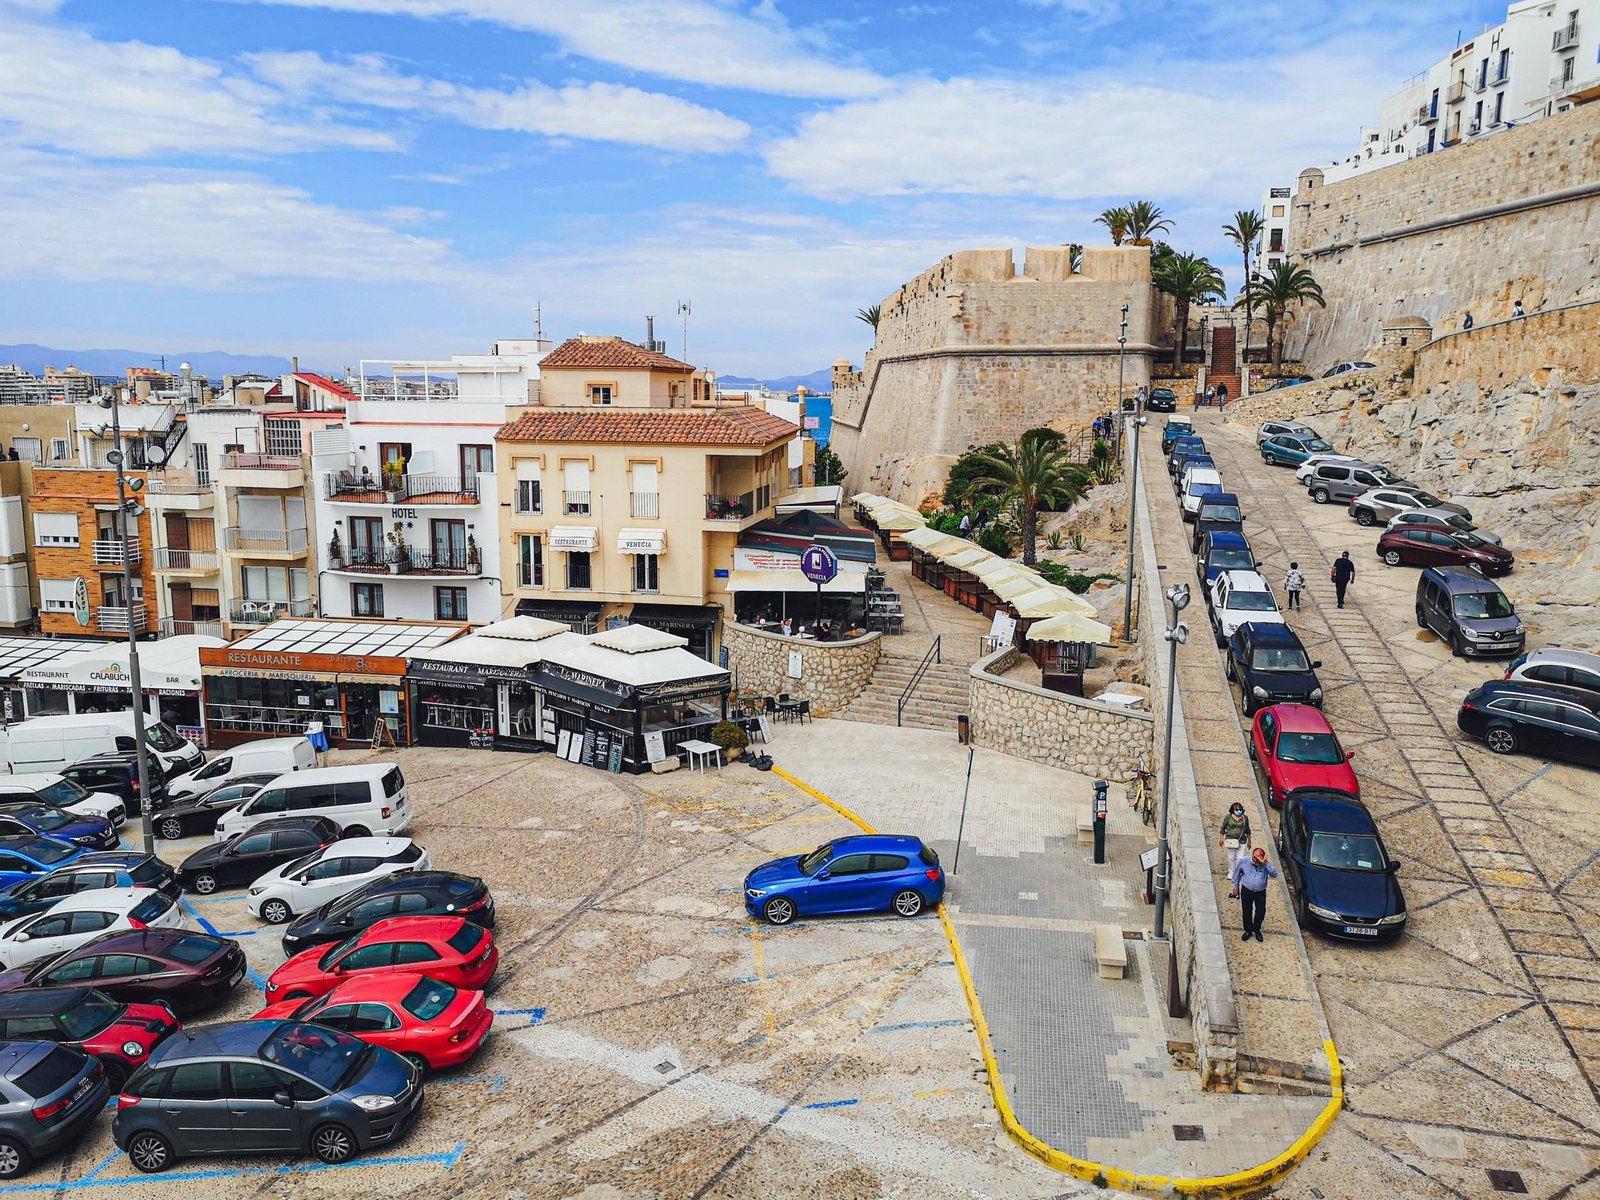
[[1220, 802, 1251, 896]]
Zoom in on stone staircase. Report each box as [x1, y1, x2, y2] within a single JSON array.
[[835, 653, 971, 731], [1208, 324, 1241, 402]]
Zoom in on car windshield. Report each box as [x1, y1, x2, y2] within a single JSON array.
[[277, 850, 321, 875], [1368, 466, 1400, 483], [1229, 590, 1277, 612], [165, 934, 224, 965], [1454, 531, 1487, 549], [37, 780, 87, 807], [798, 844, 833, 877], [1252, 648, 1311, 672], [20, 838, 76, 865], [1276, 733, 1344, 764], [1200, 505, 1243, 522], [1445, 515, 1474, 532], [401, 977, 458, 1021], [1304, 439, 1333, 453], [1411, 491, 1445, 507], [9, 807, 67, 832], [1308, 833, 1386, 872], [60, 991, 123, 1039], [1211, 550, 1254, 572], [259, 1023, 372, 1091], [144, 724, 186, 753], [1453, 592, 1514, 619]]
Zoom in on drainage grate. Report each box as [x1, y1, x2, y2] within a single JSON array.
[[655, 1060, 677, 1076], [1172, 1125, 1206, 1142], [1488, 1170, 1527, 1194]]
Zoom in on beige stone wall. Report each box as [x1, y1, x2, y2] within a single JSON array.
[[967, 646, 1153, 780], [1287, 102, 1600, 370], [1415, 300, 1600, 392], [724, 622, 881, 714]]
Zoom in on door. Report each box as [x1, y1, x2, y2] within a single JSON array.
[[459, 445, 493, 482], [1, 872, 73, 918], [221, 831, 277, 886], [8, 910, 81, 966], [814, 853, 877, 912], [1561, 710, 1600, 766], [431, 520, 466, 570], [160, 1061, 233, 1153], [164, 513, 191, 570], [225, 1061, 302, 1152], [297, 856, 365, 908]]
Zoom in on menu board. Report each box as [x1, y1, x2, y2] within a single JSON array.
[[556, 729, 572, 760], [580, 728, 599, 767], [607, 743, 624, 773], [643, 731, 667, 763], [467, 729, 494, 749]]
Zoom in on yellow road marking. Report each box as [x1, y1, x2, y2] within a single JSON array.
[[746, 920, 778, 1037]]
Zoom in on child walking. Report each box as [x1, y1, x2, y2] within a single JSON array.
[[1283, 562, 1305, 610]]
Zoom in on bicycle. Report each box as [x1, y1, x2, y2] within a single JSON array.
[[1129, 759, 1157, 827]]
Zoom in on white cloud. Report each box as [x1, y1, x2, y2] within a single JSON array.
[[212, 0, 888, 99], [242, 51, 750, 152]]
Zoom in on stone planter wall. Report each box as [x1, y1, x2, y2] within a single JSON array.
[[967, 646, 1153, 780], [723, 622, 881, 715]]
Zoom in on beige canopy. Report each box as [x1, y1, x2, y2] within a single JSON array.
[[987, 574, 1038, 601], [903, 527, 967, 555], [1010, 586, 1099, 618], [1026, 611, 1114, 643], [874, 509, 927, 532], [941, 547, 993, 571]]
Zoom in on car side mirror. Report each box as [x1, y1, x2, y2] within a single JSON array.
[[1311, 661, 1323, 670], [1346, 751, 1356, 761], [12, 933, 27, 942], [816, 870, 831, 880], [273, 1089, 294, 1108], [1387, 860, 1401, 873]]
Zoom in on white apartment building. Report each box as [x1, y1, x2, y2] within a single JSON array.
[[310, 342, 544, 627], [1320, 0, 1598, 182], [1258, 185, 1296, 275]]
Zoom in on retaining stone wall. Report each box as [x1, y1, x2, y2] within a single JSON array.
[[723, 622, 881, 715]]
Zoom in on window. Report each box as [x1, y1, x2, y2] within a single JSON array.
[[393, 942, 441, 966], [631, 553, 659, 593], [630, 462, 659, 518], [1271, 204, 1285, 217], [1494, 92, 1505, 124], [227, 1061, 288, 1101], [518, 535, 544, 588], [348, 516, 383, 564], [194, 443, 211, 487], [446, 925, 486, 955], [43, 958, 97, 984], [33, 512, 80, 548], [3, 1016, 59, 1039], [12, 438, 41, 462], [49, 438, 69, 462], [588, 384, 614, 406], [566, 551, 592, 590], [869, 854, 910, 872], [379, 442, 412, 469], [351, 583, 384, 618], [346, 896, 396, 924], [264, 418, 300, 458], [435, 586, 468, 621], [233, 832, 275, 854], [825, 854, 874, 877], [514, 461, 542, 513], [165, 1062, 226, 1102], [338, 943, 395, 970], [459, 445, 493, 478], [1564, 57, 1575, 85], [430, 518, 466, 569], [1497, 48, 1510, 81], [563, 462, 590, 515], [39, 579, 78, 614], [69, 910, 117, 934], [241, 566, 310, 604]]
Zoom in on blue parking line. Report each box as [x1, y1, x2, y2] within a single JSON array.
[[869, 1019, 965, 1033], [800, 1098, 858, 1110], [434, 1073, 507, 1095], [178, 896, 261, 940], [77, 1151, 119, 1182], [0, 1141, 470, 1191], [490, 1006, 545, 1026]]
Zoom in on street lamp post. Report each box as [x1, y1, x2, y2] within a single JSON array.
[[100, 393, 156, 856], [1152, 582, 1190, 940], [1120, 300, 1144, 641]]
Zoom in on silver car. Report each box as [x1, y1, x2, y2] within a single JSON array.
[[1348, 486, 1470, 526], [1384, 507, 1501, 545], [1256, 419, 1318, 445], [1505, 648, 1600, 695]]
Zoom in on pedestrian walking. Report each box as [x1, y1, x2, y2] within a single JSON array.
[[1283, 562, 1305, 610], [959, 512, 972, 536], [1216, 381, 1228, 408], [1462, 310, 1474, 331], [1331, 550, 1355, 608], [1220, 802, 1252, 895], [1513, 299, 1525, 319], [1231, 846, 1279, 941], [1204, 386, 1215, 407]]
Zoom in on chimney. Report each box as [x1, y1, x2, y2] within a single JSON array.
[[646, 315, 655, 352], [291, 356, 299, 374]]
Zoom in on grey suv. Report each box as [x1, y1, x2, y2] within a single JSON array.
[[1416, 567, 1525, 658], [1348, 485, 1469, 526], [0, 1041, 108, 1178], [1305, 461, 1411, 506]]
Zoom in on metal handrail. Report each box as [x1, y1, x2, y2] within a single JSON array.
[[896, 635, 942, 727]]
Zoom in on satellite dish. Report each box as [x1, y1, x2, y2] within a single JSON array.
[[144, 445, 167, 466]]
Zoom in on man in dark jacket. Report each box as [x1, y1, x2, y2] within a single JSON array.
[[1331, 551, 1356, 608]]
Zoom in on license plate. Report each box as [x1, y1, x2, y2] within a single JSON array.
[[1343, 925, 1379, 937], [70, 1077, 93, 1102], [229, 966, 245, 986]]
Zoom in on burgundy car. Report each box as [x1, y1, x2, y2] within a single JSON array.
[[0, 929, 245, 1016], [0, 986, 178, 1087], [1377, 524, 1514, 576]]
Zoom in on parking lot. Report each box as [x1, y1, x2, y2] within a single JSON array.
[[27, 749, 1069, 1199]]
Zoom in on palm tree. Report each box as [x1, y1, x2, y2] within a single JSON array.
[[1067, 243, 1083, 274], [1237, 261, 1326, 370], [1123, 201, 1173, 246], [855, 303, 881, 330], [1153, 251, 1225, 370], [1222, 210, 1265, 365], [1095, 207, 1130, 246], [966, 431, 1088, 566]]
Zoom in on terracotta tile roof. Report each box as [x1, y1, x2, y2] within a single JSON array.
[[497, 407, 799, 447], [539, 337, 697, 373]]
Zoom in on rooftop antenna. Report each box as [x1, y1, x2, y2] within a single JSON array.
[[677, 300, 691, 362], [531, 303, 544, 342]]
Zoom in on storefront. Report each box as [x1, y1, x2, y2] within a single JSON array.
[[623, 603, 720, 663], [199, 618, 467, 749], [405, 616, 574, 750], [14, 635, 223, 735], [512, 598, 603, 635]]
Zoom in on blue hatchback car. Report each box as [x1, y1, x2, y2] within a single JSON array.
[[0, 804, 117, 851], [744, 835, 944, 925], [0, 836, 86, 889], [1197, 530, 1258, 592]]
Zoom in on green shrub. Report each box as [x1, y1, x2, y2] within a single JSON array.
[[976, 526, 1013, 557], [709, 721, 750, 752], [1037, 561, 1120, 593], [1045, 529, 1065, 551]]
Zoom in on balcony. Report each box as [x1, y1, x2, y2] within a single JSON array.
[[220, 453, 305, 490], [228, 597, 314, 626], [322, 471, 479, 505], [91, 536, 141, 566], [1555, 22, 1579, 51], [146, 476, 214, 510], [1446, 81, 1467, 104], [630, 492, 660, 519], [564, 490, 591, 516], [153, 547, 219, 573], [1418, 105, 1439, 125], [223, 526, 309, 556], [97, 603, 147, 633], [158, 617, 224, 638], [329, 547, 480, 576]]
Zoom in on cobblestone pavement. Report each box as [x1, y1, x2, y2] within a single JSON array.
[[774, 720, 1327, 1180], [57, 749, 1077, 1200], [1190, 410, 1600, 1199]]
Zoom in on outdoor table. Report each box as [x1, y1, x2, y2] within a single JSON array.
[[1096, 692, 1146, 711], [777, 697, 802, 721], [681, 738, 722, 774]]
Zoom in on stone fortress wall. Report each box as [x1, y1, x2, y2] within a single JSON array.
[[1286, 101, 1600, 370], [829, 246, 1160, 505]]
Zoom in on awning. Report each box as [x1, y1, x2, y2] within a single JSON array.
[[1026, 612, 1114, 643], [514, 599, 602, 630], [549, 526, 598, 552], [338, 673, 405, 686], [627, 603, 721, 632], [724, 571, 866, 594], [942, 547, 993, 571], [987, 574, 1038, 601], [874, 510, 926, 532], [617, 528, 666, 554], [1011, 587, 1099, 618]]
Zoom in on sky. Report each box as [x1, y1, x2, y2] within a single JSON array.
[[0, 0, 1509, 377]]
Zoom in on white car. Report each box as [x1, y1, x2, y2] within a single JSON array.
[[0, 887, 184, 969], [0, 774, 126, 829], [1256, 420, 1318, 445], [1180, 468, 1224, 520], [247, 836, 430, 925], [1209, 570, 1286, 648], [1294, 452, 1360, 483], [1321, 360, 1375, 378]]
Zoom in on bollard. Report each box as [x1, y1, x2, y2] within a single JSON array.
[[1093, 779, 1108, 865]]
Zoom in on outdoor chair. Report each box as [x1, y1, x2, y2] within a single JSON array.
[[796, 700, 811, 725], [764, 697, 779, 718]]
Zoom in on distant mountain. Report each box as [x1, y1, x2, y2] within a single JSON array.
[[0, 343, 298, 380], [718, 367, 833, 394]]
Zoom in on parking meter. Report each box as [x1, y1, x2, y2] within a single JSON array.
[[1093, 779, 1108, 864]]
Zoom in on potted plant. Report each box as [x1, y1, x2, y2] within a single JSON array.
[[385, 521, 410, 574], [382, 457, 406, 496], [709, 719, 751, 763], [327, 529, 344, 568], [466, 534, 480, 574]]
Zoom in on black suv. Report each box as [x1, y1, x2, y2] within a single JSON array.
[[62, 753, 167, 818], [176, 817, 342, 895], [1226, 622, 1323, 716], [280, 870, 495, 955], [1190, 491, 1245, 553], [1458, 679, 1600, 765], [0, 1041, 108, 1179]]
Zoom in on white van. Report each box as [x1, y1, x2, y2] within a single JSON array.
[[213, 763, 411, 842], [5, 713, 204, 779], [165, 737, 316, 801], [0, 773, 126, 828]]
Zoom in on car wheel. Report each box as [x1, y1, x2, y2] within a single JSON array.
[[1416, 606, 1428, 629], [762, 896, 796, 926], [101, 1058, 130, 1091], [1225, 659, 1235, 681], [260, 899, 292, 925], [126, 1131, 173, 1174], [1467, 561, 1484, 574], [1451, 634, 1467, 659], [1355, 509, 1376, 526], [1312, 487, 1331, 505], [1262, 453, 1274, 465], [1295, 892, 1311, 930], [311, 1123, 357, 1165], [158, 817, 185, 840], [1383, 550, 1403, 567], [1485, 726, 1518, 755], [892, 889, 924, 918], [1214, 625, 1226, 649], [0, 1137, 29, 1180], [343, 826, 370, 839], [402, 1052, 431, 1076], [1247, 739, 1257, 761], [191, 873, 218, 895]]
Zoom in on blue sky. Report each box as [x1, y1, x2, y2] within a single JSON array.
[[0, 0, 1507, 376]]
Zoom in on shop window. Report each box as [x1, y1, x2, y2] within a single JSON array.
[[566, 551, 592, 590], [631, 554, 659, 594], [434, 587, 468, 621], [351, 582, 384, 617], [518, 535, 544, 588]]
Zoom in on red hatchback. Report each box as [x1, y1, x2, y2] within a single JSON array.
[[253, 974, 491, 1072], [0, 986, 178, 1087], [263, 916, 498, 1004], [1250, 704, 1359, 807]]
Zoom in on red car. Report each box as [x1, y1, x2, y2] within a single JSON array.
[[253, 974, 490, 1072], [1250, 704, 1359, 808], [0, 985, 178, 1087], [263, 916, 498, 1004]]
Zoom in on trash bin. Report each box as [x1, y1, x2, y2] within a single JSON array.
[[957, 714, 970, 745]]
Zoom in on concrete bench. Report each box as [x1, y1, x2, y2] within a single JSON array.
[[1094, 924, 1128, 980], [1077, 805, 1095, 845]]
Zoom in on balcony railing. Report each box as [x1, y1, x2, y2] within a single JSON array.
[[1418, 105, 1439, 124], [91, 536, 141, 565], [322, 471, 479, 504], [222, 452, 301, 471], [97, 604, 147, 632], [1446, 81, 1467, 104], [400, 549, 478, 575], [223, 526, 309, 554], [146, 476, 212, 496], [158, 617, 224, 638], [228, 597, 314, 625], [630, 492, 660, 519], [154, 547, 219, 572], [564, 490, 591, 516], [1555, 22, 1579, 50], [705, 491, 755, 520], [517, 565, 543, 588]]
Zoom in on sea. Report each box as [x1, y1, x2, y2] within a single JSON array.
[[808, 393, 833, 447]]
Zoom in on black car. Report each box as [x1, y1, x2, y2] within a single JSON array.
[[0, 929, 246, 1016], [1190, 491, 1245, 552], [1145, 386, 1177, 413], [0, 1041, 108, 1179], [0, 853, 179, 922], [1168, 439, 1207, 477], [1458, 679, 1600, 765], [152, 774, 279, 841], [62, 753, 168, 818], [176, 817, 342, 895], [1277, 788, 1406, 942], [280, 871, 496, 955], [1226, 623, 1324, 716]]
